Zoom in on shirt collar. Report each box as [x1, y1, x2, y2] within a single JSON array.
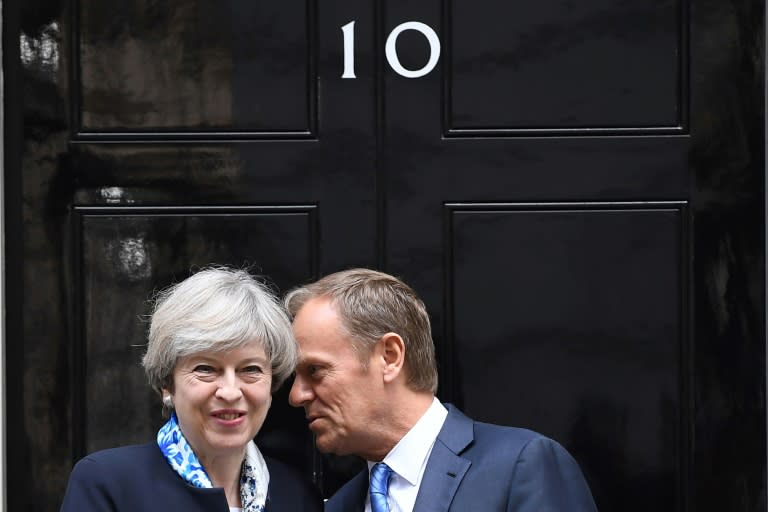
[[367, 397, 448, 486]]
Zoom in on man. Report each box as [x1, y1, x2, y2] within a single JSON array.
[[286, 268, 597, 512]]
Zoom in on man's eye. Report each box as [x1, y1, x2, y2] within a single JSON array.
[[297, 364, 322, 379]]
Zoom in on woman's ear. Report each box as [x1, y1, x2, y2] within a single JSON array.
[[380, 332, 406, 383], [161, 388, 174, 408]]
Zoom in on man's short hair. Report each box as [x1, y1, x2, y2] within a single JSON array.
[[284, 268, 438, 394]]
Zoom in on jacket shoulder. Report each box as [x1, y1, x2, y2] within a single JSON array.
[[440, 411, 597, 511], [443, 404, 543, 458], [61, 443, 172, 511], [474, 421, 545, 446], [71, 443, 160, 478]]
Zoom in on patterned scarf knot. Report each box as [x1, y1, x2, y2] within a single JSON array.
[[157, 412, 269, 511]]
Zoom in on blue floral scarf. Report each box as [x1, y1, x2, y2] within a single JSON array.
[[157, 413, 269, 511]]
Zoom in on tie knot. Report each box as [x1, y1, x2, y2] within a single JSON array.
[[369, 463, 393, 512], [371, 462, 393, 491]]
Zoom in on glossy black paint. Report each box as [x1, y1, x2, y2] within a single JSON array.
[[73, 207, 317, 458], [76, 2, 313, 135], [448, 0, 683, 131], [447, 204, 685, 511], [689, 0, 766, 509], [3, 0, 765, 511], [382, 0, 764, 510]]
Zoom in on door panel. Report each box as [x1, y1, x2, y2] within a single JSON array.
[[448, 0, 683, 131], [4, 0, 765, 510], [76, 207, 316, 458], [78, 2, 313, 134], [447, 204, 684, 511]]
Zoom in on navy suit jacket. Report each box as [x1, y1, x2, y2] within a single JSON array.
[[326, 405, 597, 512], [60, 442, 322, 511]]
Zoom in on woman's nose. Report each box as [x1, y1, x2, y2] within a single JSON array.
[[215, 370, 243, 401]]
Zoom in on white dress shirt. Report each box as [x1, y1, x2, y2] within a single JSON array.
[[364, 397, 448, 512]]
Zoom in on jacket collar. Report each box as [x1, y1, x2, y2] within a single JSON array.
[[337, 403, 474, 511], [411, 404, 473, 512]]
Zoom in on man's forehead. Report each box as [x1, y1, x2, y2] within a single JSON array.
[[293, 296, 337, 322], [293, 300, 348, 342]]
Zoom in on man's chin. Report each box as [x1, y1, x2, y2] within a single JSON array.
[[315, 434, 353, 457], [314, 436, 338, 454]]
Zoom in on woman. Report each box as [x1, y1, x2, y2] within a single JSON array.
[[61, 267, 322, 511]]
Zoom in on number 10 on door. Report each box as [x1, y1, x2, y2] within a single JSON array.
[[341, 21, 442, 79]]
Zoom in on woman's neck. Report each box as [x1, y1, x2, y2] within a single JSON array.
[[199, 450, 245, 507]]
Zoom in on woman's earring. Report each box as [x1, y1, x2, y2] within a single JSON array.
[[163, 394, 174, 409]]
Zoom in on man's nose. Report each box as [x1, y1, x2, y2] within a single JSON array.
[[288, 374, 313, 407]]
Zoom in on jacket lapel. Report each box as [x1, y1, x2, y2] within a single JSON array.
[[412, 405, 474, 512]]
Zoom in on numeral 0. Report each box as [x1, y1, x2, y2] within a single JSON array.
[[341, 20, 442, 79]]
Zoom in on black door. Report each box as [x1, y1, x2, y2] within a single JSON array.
[[4, 0, 765, 510]]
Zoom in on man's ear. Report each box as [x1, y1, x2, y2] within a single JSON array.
[[379, 332, 405, 383]]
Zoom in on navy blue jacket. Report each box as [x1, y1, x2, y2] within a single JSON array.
[[326, 405, 597, 512], [60, 442, 322, 511]]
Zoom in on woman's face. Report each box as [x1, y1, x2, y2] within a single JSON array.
[[167, 343, 272, 463]]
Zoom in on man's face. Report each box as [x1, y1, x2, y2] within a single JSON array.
[[289, 297, 383, 457]]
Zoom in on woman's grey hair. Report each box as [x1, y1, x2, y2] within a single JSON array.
[[142, 266, 297, 406]]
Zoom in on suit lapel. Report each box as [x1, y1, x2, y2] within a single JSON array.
[[412, 405, 474, 512]]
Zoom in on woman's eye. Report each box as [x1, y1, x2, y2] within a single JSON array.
[[193, 364, 215, 373], [241, 365, 263, 374]]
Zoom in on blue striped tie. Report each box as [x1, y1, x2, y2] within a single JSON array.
[[369, 462, 393, 512]]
